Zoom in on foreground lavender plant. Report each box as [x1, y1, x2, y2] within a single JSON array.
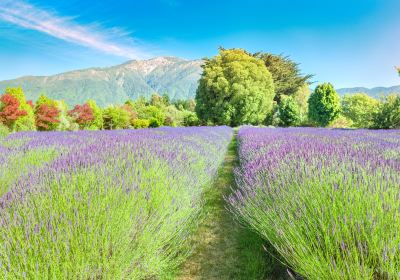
[[229, 127, 400, 280], [0, 127, 232, 279]]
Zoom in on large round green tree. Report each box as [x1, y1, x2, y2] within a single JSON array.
[[308, 83, 340, 127], [195, 49, 275, 126]]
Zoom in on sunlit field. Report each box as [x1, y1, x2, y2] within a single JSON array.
[[229, 127, 400, 279], [0, 127, 232, 278]]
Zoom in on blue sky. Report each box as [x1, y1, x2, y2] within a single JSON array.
[[0, 0, 399, 88]]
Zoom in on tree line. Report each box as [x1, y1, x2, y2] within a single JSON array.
[[195, 48, 400, 129], [0, 88, 198, 135]]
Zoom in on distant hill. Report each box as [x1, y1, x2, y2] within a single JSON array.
[[337, 85, 400, 98], [0, 57, 203, 107]]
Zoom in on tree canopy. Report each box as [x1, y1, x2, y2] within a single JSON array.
[[341, 93, 380, 128], [196, 48, 275, 126], [254, 52, 313, 103], [308, 83, 340, 127]]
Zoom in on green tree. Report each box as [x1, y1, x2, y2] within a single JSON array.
[[372, 94, 400, 129], [183, 111, 199, 126], [254, 52, 313, 103], [308, 83, 340, 127], [196, 48, 275, 126], [150, 93, 165, 108], [87, 100, 104, 129], [5, 87, 36, 131], [132, 119, 150, 129], [161, 93, 170, 106], [102, 106, 131, 130], [292, 83, 311, 125], [138, 105, 165, 128], [341, 93, 380, 128], [278, 96, 300, 127]]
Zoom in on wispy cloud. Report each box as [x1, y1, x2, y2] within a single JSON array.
[[0, 0, 149, 59]]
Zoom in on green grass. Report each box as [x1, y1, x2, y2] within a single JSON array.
[[178, 134, 285, 280]]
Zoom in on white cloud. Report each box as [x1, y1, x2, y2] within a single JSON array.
[[0, 0, 149, 59]]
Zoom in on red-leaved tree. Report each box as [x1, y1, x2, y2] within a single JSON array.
[[35, 104, 60, 131], [0, 93, 27, 129], [68, 103, 95, 128]]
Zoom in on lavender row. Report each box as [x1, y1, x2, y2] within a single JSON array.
[[229, 127, 400, 280], [0, 126, 232, 278]]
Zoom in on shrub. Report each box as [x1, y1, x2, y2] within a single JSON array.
[[278, 96, 300, 127], [102, 106, 131, 130], [328, 114, 354, 128], [341, 93, 380, 128], [372, 94, 400, 129], [138, 106, 165, 128], [308, 83, 340, 127], [183, 111, 200, 126], [195, 48, 275, 126], [132, 119, 150, 129], [149, 118, 163, 128]]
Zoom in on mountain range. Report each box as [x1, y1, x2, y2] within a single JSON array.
[[336, 86, 400, 98], [0, 57, 203, 107], [0, 56, 399, 107]]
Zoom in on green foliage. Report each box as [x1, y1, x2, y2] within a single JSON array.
[[372, 94, 400, 129], [149, 93, 166, 108], [102, 106, 131, 129], [173, 99, 196, 112], [308, 83, 340, 127], [278, 96, 300, 127], [183, 111, 200, 126], [196, 48, 275, 126], [163, 106, 181, 127], [254, 52, 313, 103], [138, 105, 165, 128], [292, 83, 311, 125], [132, 119, 150, 129], [5, 87, 36, 131], [328, 114, 354, 128], [87, 99, 104, 129], [341, 93, 380, 128]]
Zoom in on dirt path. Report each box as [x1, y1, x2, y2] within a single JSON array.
[[178, 134, 273, 280]]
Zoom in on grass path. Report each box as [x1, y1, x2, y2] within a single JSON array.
[[178, 133, 288, 280]]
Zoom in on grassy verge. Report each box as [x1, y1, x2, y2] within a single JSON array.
[[178, 133, 285, 280]]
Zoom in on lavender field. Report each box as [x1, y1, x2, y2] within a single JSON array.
[[0, 127, 232, 278], [229, 127, 400, 279], [1, 126, 400, 279]]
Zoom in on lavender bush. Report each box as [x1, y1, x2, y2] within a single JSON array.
[[0, 127, 232, 278], [229, 127, 400, 279]]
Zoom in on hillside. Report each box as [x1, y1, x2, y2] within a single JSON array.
[[337, 85, 400, 98], [0, 57, 203, 107]]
